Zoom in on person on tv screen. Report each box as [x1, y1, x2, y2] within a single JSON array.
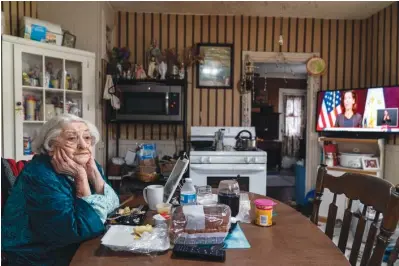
[[335, 90, 363, 128], [381, 110, 392, 125]]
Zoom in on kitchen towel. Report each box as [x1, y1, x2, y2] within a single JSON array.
[[103, 75, 120, 110], [224, 224, 250, 249]]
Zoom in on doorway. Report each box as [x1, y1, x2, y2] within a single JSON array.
[[242, 51, 320, 203], [278, 88, 307, 166]]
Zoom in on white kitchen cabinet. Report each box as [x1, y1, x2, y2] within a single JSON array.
[[2, 35, 96, 161]]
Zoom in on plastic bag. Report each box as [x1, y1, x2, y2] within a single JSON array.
[[236, 193, 251, 223], [137, 144, 157, 160], [101, 224, 170, 254], [170, 204, 231, 245]]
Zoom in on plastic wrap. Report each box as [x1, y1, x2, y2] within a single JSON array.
[[236, 193, 251, 223], [101, 224, 170, 254], [170, 204, 231, 245]]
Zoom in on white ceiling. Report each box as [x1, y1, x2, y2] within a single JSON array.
[[110, 1, 393, 20]]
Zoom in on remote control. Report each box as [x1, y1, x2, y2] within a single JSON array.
[[172, 244, 226, 262]]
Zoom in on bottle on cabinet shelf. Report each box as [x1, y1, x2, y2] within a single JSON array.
[[23, 133, 32, 155]]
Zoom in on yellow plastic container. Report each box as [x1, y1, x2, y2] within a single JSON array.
[[254, 199, 276, 227]]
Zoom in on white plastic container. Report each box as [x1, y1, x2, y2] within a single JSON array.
[[180, 178, 197, 205]]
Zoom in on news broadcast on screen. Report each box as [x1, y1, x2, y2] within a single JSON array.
[[316, 86, 399, 133]]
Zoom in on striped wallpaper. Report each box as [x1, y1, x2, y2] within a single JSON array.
[[1, 1, 38, 36], [2, 2, 398, 143], [365, 2, 398, 144], [113, 3, 398, 143]]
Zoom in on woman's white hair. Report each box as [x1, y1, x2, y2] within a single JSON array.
[[32, 114, 100, 154]]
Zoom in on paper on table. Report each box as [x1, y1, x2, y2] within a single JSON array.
[[224, 224, 251, 249]]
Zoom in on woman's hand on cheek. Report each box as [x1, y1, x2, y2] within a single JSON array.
[[85, 156, 99, 179], [85, 155, 105, 195], [51, 148, 86, 178]]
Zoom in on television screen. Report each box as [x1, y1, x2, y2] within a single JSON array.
[[316, 86, 399, 133]]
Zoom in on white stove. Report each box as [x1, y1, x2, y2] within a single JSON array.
[[189, 127, 267, 196]]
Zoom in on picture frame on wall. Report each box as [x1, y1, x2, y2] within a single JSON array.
[[196, 43, 234, 89]]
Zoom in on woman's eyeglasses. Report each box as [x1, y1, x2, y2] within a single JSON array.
[[59, 132, 93, 147]]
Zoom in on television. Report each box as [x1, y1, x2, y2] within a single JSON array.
[[316, 86, 399, 133]]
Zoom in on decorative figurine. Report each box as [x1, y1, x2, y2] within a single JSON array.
[[22, 73, 30, 85], [116, 63, 122, 78], [147, 56, 157, 78], [172, 65, 179, 79], [179, 64, 185, 79], [158, 61, 167, 80], [135, 64, 147, 79], [44, 71, 51, 88], [147, 40, 162, 63], [127, 69, 132, 80], [65, 74, 72, 90], [44, 62, 53, 87], [28, 65, 41, 86]]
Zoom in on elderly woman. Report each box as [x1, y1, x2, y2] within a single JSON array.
[[2, 114, 119, 266]]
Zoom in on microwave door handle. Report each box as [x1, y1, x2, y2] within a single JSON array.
[[165, 92, 169, 115]]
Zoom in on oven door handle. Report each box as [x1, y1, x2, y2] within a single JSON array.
[[165, 92, 169, 115], [190, 164, 266, 172]]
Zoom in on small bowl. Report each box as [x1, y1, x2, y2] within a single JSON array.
[[156, 203, 172, 215]]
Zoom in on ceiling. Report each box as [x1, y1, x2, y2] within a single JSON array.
[[110, 1, 393, 20]]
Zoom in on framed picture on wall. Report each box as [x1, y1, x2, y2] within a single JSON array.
[[196, 43, 234, 89]]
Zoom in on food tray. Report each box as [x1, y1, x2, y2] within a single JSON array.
[[106, 206, 148, 226]]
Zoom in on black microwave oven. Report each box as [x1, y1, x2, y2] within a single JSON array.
[[112, 83, 184, 122]]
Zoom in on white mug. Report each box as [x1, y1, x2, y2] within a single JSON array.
[[143, 185, 164, 210]]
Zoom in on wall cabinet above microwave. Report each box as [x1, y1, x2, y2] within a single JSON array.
[[106, 79, 186, 124]]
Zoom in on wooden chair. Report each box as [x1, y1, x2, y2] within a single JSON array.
[[311, 165, 399, 266]]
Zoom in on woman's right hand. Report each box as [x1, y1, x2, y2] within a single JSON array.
[[51, 148, 91, 197], [51, 148, 86, 178]]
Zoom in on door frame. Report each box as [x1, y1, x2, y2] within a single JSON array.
[[278, 88, 307, 141], [241, 51, 320, 194]]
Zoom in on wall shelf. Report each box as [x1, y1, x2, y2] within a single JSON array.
[[114, 78, 185, 87], [105, 72, 189, 176], [23, 120, 45, 124], [318, 137, 385, 178], [326, 166, 380, 176], [318, 137, 380, 144]]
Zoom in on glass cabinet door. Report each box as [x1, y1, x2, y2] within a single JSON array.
[[65, 60, 83, 118], [13, 45, 85, 160], [15, 47, 46, 160]]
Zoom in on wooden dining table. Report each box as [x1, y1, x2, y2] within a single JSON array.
[[70, 192, 349, 266]]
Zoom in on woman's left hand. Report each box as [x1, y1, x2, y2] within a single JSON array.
[[85, 157, 100, 180], [85, 156, 105, 194]]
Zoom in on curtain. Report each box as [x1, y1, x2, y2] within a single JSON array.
[[282, 95, 306, 158]]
